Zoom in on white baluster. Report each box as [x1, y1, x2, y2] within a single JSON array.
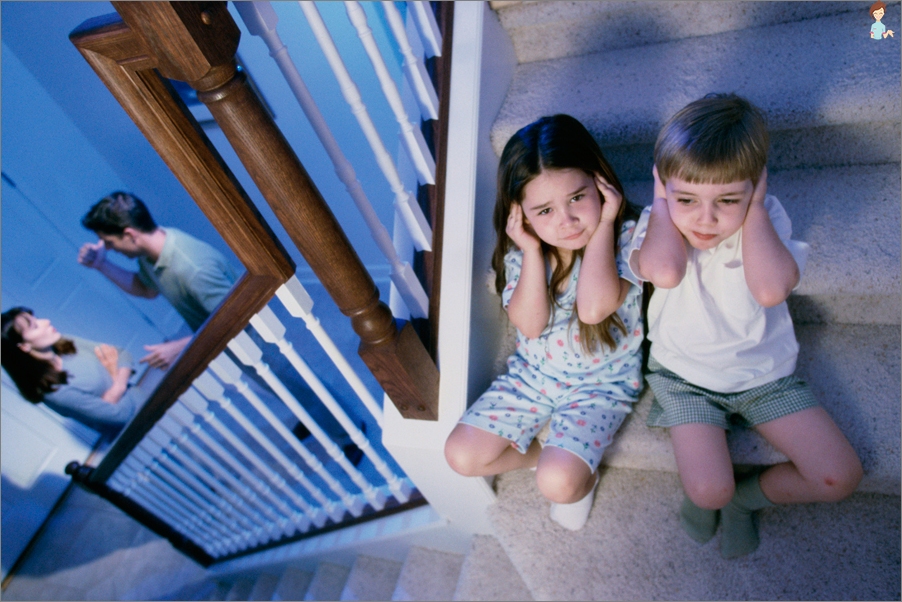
[[235, 0, 429, 319], [153, 412, 295, 535], [226, 334, 370, 516], [110, 472, 223, 557], [127, 447, 245, 549], [407, 1, 441, 58], [118, 455, 240, 554], [140, 432, 270, 548], [298, 1, 433, 252], [193, 369, 355, 520], [253, 305, 412, 503], [205, 354, 351, 523], [177, 390, 332, 526], [381, 0, 439, 120], [345, 1, 436, 185], [276, 276, 384, 425], [160, 405, 315, 532]]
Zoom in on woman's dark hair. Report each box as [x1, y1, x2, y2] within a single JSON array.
[[492, 114, 639, 354], [1, 307, 76, 403], [81, 191, 157, 235]]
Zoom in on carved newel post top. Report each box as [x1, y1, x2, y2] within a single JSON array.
[[112, 1, 240, 90]]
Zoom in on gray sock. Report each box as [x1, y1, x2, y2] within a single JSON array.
[[679, 495, 719, 544], [721, 474, 773, 559]]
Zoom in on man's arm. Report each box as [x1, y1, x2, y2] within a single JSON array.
[[635, 167, 688, 288], [742, 169, 800, 307], [78, 240, 158, 299], [140, 336, 191, 370]]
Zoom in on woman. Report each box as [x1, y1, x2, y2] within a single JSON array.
[[1, 307, 138, 437]]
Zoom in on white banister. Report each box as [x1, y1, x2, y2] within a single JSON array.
[[345, 1, 436, 186], [144, 427, 280, 543], [275, 276, 384, 425], [177, 388, 336, 524], [407, 1, 441, 58], [381, 1, 439, 121], [235, 0, 429, 319], [137, 435, 269, 548], [228, 331, 376, 515], [298, 0, 434, 253], [381, 0, 439, 121], [252, 305, 412, 503]]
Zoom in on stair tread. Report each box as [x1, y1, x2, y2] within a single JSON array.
[[452, 535, 533, 602], [488, 466, 900, 600], [305, 563, 350, 602], [494, 0, 862, 63], [491, 10, 900, 156], [272, 567, 314, 601], [604, 323, 901, 494], [392, 546, 465, 601], [340, 555, 402, 601]]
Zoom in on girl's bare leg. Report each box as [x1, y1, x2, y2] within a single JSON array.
[[444, 423, 541, 477], [536, 446, 598, 530]]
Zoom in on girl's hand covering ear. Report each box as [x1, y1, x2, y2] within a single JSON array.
[[596, 174, 623, 224], [506, 203, 542, 252]]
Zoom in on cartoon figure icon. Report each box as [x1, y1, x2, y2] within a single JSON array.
[[870, 1, 895, 40]]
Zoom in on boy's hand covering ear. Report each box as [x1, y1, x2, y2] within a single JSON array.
[[751, 167, 768, 205], [652, 165, 667, 202]]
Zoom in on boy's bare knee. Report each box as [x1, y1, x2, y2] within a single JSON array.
[[816, 457, 863, 502], [684, 479, 734, 510]]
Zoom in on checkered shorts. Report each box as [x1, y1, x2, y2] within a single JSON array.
[[645, 356, 818, 429]]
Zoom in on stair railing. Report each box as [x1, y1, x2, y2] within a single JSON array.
[[63, 0, 452, 566]]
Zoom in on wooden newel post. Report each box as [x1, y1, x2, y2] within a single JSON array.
[[112, 1, 439, 420]]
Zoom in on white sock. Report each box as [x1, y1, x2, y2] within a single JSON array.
[[549, 474, 599, 531]]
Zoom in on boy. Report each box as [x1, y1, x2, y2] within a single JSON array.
[[628, 94, 862, 558]]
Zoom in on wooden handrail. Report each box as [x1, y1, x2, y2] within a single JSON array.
[[70, 12, 296, 482], [76, 2, 439, 421]]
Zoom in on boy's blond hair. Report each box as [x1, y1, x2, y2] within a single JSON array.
[[654, 93, 768, 185]]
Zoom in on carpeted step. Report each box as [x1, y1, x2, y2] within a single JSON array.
[[392, 546, 465, 601], [304, 562, 350, 601], [272, 567, 314, 601], [604, 323, 901, 495], [339, 555, 403, 601], [492, 1, 863, 64], [620, 163, 901, 325], [452, 535, 534, 601], [490, 10, 900, 158], [488, 466, 900, 600], [603, 120, 901, 182]]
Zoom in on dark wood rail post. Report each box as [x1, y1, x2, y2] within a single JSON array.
[[111, 1, 439, 420]]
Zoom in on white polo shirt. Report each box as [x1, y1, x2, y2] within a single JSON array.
[[628, 195, 810, 393]]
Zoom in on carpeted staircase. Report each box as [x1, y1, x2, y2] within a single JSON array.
[[107, 3, 900, 600], [481, 1, 901, 600]]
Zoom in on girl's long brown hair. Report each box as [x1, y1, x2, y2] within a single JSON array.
[[1, 307, 77, 402], [492, 114, 638, 355]]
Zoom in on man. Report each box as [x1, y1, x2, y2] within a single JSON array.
[[79, 191, 236, 369], [79, 192, 363, 463]]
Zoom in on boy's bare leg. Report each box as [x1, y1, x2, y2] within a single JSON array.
[[718, 407, 862, 558], [754, 407, 862, 504], [670, 423, 735, 543], [444, 423, 542, 477]]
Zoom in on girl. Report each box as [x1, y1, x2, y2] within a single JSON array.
[[444, 114, 643, 530], [2, 307, 138, 438]]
